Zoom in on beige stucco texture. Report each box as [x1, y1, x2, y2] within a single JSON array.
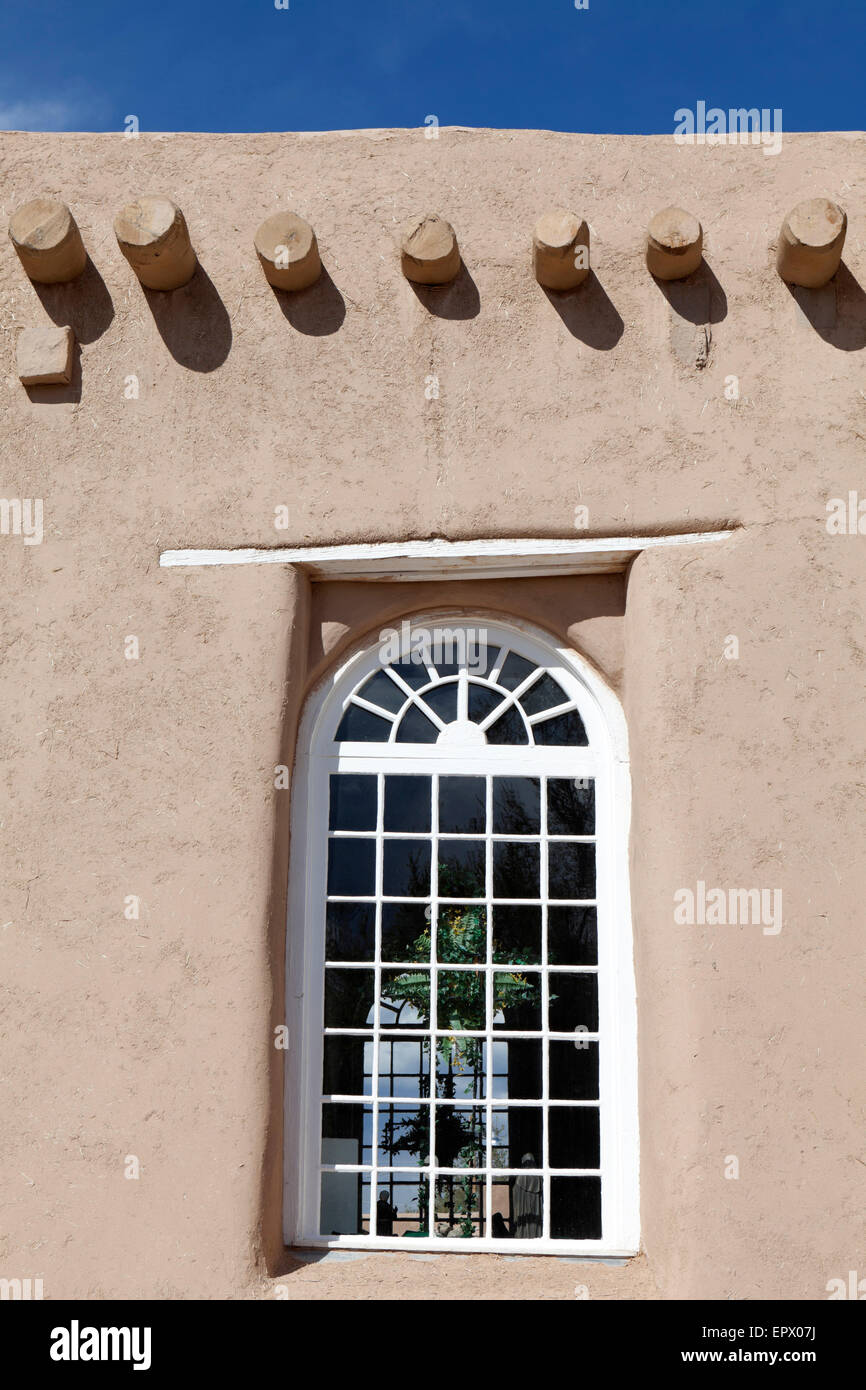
[[1, 129, 865, 1300]]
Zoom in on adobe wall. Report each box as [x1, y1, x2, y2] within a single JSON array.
[[1, 128, 864, 1300]]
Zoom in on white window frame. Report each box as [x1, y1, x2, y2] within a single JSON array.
[[284, 613, 639, 1256]]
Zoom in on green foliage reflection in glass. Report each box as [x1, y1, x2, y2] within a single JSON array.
[[382, 862, 542, 1233]]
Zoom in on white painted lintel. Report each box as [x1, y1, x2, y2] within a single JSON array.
[[159, 531, 735, 582]]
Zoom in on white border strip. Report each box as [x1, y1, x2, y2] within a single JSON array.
[[160, 532, 735, 581]]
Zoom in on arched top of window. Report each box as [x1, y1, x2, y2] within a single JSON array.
[[331, 622, 590, 748]]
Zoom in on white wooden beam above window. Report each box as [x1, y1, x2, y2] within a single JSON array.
[[159, 531, 735, 582]]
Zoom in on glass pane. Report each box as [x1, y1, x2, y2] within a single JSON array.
[[466, 643, 499, 678], [438, 776, 486, 833], [437, 903, 487, 963], [434, 1176, 484, 1238], [438, 841, 486, 898], [377, 1037, 429, 1098], [395, 704, 439, 743], [492, 776, 540, 834], [384, 775, 431, 832], [388, 659, 431, 690], [549, 972, 598, 1033], [380, 968, 430, 1027], [320, 1171, 371, 1236], [550, 1177, 602, 1239], [423, 682, 459, 724], [378, 1104, 430, 1167], [327, 838, 376, 897], [383, 839, 431, 896], [329, 773, 377, 830], [549, 1040, 599, 1100], [468, 682, 504, 725], [547, 777, 595, 835], [493, 971, 542, 1030], [520, 671, 568, 716], [486, 704, 529, 745], [325, 902, 375, 961], [335, 704, 393, 742], [375, 1180, 425, 1236], [493, 842, 540, 898], [322, 1035, 372, 1096], [435, 1106, 486, 1167], [435, 1039, 486, 1098], [497, 651, 537, 691], [509, 1159, 544, 1238], [381, 902, 430, 961], [492, 1039, 543, 1099], [357, 669, 406, 714], [321, 1100, 367, 1152], [548, 842, 596, 900], [491, 904, 541, 964], [324, 968, 375, 1027], [548, 906, 597, 965], [437, 969, 486, 1032], [491, 1106, 542, 1169], [549, 1106, 600, 1168], [532, 708, 588, 746]]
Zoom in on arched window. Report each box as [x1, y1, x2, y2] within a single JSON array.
[[286, 616, 638, 1254]]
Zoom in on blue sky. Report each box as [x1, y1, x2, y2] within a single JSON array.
[[0, 0, 862, 134]]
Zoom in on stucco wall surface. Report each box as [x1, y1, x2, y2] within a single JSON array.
[[1, 129, 864, 1300]]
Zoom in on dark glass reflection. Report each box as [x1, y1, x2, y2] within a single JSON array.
[[493, 841, 540, 898], [521, 672, 568, 716], [533, 709, 588, 746], [550, 1177, 602, 1239], [329, 773, 377, 830], [549, 1040, 599, 1100], [395, 704, 439, 743], [498, 651, 537, 691], [437, 903, 487, 963], [435, 1176, 484, 1238], [374, 1180, 423, 1236], [381, 902, 429, 961], [439, 841, 485, 898], [438, 776, 486, 833], [492, 904, 541, 964], [547, 777, 595, 835], [324, 968, 375, 1027], [377, 1104, 430, 1167], [384, 775, 431, 832], [438, 969, 486, 1032], [493, 776, 540, 834], [377, 1036, 429, 1099], [491, 1107, 542, 1169], [319, 1171, 370, 1236], [322, 1035, 372, 1096], [493, 971, 542, 1031], [493, 1039, 543, 1099], [548, 842, 596, 900], [467, 682, 503, 725], [510, 1155, 544, 1238], [435, 1039, 486, 1099], [358, 669, 406, 714], [436, 1105, 486, 1167], [486, 704, 529, 745], [388, 659, 431, 690], [335, 704, 392, 742], [380, 968, 430, 1027], [424, 682, 459, 724], [549, 972, 598, 1032], [383, 839, 431, 896], [548, 906, 598, 965], [326, 902, 375, 961], [327, 838, 376, 896], [549, 1106, 600, 1168]]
